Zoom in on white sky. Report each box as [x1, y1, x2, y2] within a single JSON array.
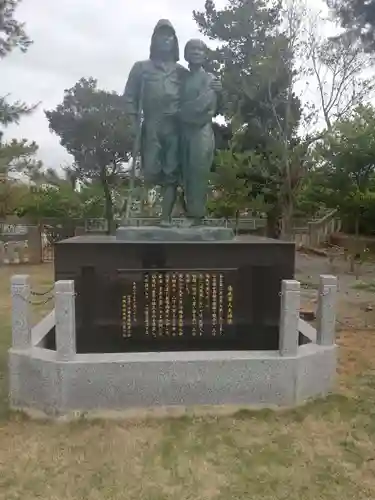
[[1, 0, 331, 168]]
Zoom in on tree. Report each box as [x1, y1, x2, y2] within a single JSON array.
[[35, 163, 80, 191], [208, 149, 250, 221], [304, 12, 375, 131], [0, 0, 34, 129], [194, 0, 306, 239], [0, 138, 42, 178], [45, 78, 133, 233], [0, 96, 35, 128], [194, 0, 301, 149], [314, 104, 375, 237], [0, 0, 31, 57], [0, 137, 43, 220], [327, 0, 375, 52], [0, 177, 27, 217], [15, 184, 81, 221], [241, 138, 312, 238], [78, 182, 107, 219], [0, 0, 39, 217]]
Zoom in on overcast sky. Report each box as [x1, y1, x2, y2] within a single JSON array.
[[1, 0, 230, 168], [1, 0, 334, 169]]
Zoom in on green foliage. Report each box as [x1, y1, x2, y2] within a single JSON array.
[[0, 0, 31, 58], [0, 96, 35, 128], [0, 1, 34, 133], [0, 179, 27, 217], [311, 104, 375, 233], [78, 182, 107, 219], [194, 0, 305, 238], [0, 0, 44, 221], [0, 138, 42, 179], [45, 77, 133, 232], [15, 184, 81, 220], [294, 173, 326, 219], [208, 149, 250, 218], [45, 78, 132, 175], [328, 0, 375, 52], [194, 0, 301, 150], [305, 27, 375, 130]]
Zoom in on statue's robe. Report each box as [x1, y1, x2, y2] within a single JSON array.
[[124, 20, 187, 188], [180, 68, 217, 219]]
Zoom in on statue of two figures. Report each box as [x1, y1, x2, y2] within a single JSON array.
[[124, 19, 222, 227]]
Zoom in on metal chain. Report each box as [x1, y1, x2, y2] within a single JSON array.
[[28, 295, 54, 306], [14, 293, 54, 307], [30, 286, 55, 297]]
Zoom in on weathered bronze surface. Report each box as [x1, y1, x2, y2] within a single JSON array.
[[123, 21, 221, 226]]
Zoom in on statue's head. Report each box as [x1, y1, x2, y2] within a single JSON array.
[[184, 39, 208, 67], [150, 19, 179, 62]]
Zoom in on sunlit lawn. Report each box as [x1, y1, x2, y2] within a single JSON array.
[[1, 264, 375, 499]]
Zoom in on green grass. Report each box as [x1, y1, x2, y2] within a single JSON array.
[[352, 280, 375, 292], [1, 264, 375, 499], [0, 263, 54, 419]]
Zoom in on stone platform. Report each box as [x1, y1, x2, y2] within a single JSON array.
[[116, 225, 235, 241], [8, 274, 338, 417]]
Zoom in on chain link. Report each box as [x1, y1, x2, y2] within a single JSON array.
[[28, 295, 54, 306], [14, 293, 54, 307], [30, 286, 55, 297]]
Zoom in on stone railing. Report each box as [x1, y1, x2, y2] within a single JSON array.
[[85, 217, 267, 233], [0, 225, 44, 265], [294, 210, 341, 248], [8, 274, 337, 416]]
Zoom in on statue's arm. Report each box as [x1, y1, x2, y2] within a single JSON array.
[[123, 61, 144, 116]]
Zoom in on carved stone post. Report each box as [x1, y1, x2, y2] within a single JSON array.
[[11, 275, 31, 349], [55, 280, 76, 361], [279, 280, 300, 356], [317, 275, 337, 346]]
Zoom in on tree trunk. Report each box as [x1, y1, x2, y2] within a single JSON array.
[[266, 206, 280, 239], [355, 212, 360, 239], [280, 198, 294, 241], [351, 212, 361, 275], [101, 173, 114, 235]]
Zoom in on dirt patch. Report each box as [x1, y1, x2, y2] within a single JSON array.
[[296, 252, 375, 330]]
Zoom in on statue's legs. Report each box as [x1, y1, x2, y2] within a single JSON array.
[[182, 124, 214, 226], [160, 184, 177, 226], [160, 118, 179, 225], [142, 116, 180, 226]]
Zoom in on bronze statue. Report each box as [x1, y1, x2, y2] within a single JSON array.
[[181, 39, 218, 226], [123, 20, 221, 227]]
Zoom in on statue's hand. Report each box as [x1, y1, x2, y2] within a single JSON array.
[[210, 77, 222, 93]]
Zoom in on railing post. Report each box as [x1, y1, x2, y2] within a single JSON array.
[[11, 275, 31, 349], [317, 275, 337, 346], [279, 280, 300, 356], [55, 280, 76, 361], [0, 242, 4, 266]]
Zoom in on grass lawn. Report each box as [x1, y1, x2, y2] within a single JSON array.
[[1, 264, 375, 499]]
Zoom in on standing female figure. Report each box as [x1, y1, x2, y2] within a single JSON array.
[[180, 39, 219, 226]]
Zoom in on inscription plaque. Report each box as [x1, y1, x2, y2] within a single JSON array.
[[119, 269, 236, 339]]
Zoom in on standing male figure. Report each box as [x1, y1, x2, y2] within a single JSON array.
[[124, 19, 222, 226], [123, 19, 185, 226]]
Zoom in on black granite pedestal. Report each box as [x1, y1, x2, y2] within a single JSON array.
[[54, 234, 295, 353]]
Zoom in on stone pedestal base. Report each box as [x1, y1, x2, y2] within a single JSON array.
[[54, 234, 295, 353], [116, 225, 234, 241]]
